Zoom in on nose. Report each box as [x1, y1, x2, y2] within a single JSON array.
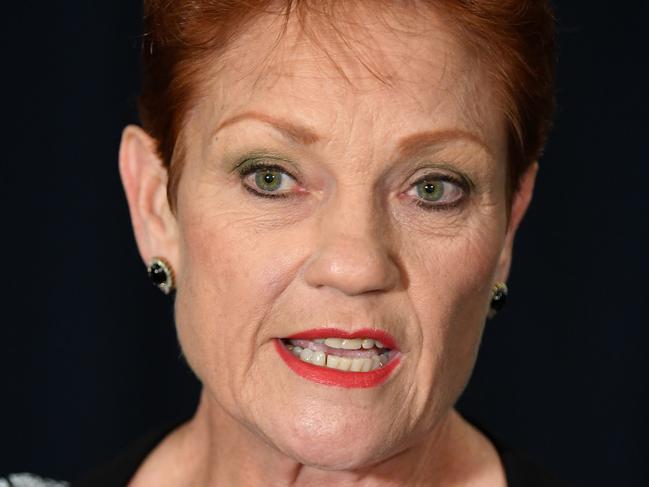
[[302, 191, 401, 297]]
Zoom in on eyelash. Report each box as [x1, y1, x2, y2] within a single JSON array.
[[237, 161, 469, 210]]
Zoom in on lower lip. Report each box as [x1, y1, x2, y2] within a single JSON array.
[[274, 339, 401, 388]]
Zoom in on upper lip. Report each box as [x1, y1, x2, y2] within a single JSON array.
[[284, 327, 400, 350]]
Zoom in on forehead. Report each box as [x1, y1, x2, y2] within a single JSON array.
[[192, 2, 504, 155]]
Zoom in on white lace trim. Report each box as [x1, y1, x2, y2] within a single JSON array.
[[0, 474, 68, 487]]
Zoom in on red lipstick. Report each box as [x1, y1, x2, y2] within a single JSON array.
[[274, 328, 401, 388]]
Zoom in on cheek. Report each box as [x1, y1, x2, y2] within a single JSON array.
[[171, 198, 307, 405], [404, 217, 504, 416]]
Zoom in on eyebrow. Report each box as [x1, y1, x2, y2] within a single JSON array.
[[214, 111, 321, 145], [395, 129, 492, 160], [214, 111, 490, 157]]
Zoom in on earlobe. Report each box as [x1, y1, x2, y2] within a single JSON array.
[[494, 162, 539, 282], [119, 125, 178, 267]]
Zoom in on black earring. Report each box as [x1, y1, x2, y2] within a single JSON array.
[[147, 257, 175, 295], [488, 282, 508, 318]]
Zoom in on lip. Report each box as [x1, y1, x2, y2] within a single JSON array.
[[274, 328, 402, 388]]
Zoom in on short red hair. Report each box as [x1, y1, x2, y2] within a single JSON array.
[[139, 0, 556, 207]]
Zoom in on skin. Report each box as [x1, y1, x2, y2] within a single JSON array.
[[119, 3, 537, 486]]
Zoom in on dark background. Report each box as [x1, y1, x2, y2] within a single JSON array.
[[1, 2, 647, 485]]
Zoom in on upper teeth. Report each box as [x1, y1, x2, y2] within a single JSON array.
[[322, 338, 386, 350]]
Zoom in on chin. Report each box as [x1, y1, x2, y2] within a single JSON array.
[[265, 401, 398, 470]]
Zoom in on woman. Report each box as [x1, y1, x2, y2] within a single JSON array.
[[26, 0, 560, 485]]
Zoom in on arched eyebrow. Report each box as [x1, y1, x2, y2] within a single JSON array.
[[395, 129, 493, 160], [214, 111, 321, 145], [214, 111, 490, 157]]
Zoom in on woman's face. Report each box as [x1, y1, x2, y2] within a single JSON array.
[[149, 4, 528, 469]]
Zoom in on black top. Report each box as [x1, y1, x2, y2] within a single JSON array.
[[75, 420, 568, 487]]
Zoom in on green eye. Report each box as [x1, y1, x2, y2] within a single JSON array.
[[238, 160, 298, 198], [407, 174, 467, 210], [255, 168, 284, 192], [416, 180, 445, 202]]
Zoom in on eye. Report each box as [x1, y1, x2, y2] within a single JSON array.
[[406, 175, 467, 210], [239, 161, 298, 198]]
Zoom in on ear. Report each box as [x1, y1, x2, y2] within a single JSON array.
[[119, 125, 179, 269], [494, 162, 538, 282]]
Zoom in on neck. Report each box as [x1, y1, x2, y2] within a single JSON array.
[[132, 390, 503, 487]]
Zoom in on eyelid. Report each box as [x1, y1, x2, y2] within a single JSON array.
[[233, 152, 302, 178], [406, 177, 465, 196], [239, 160, 293, 176], [408, 166, 472, 191]]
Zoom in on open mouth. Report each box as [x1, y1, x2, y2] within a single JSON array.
[[274, 328, 401, 388], [281, 337, 395, 372]]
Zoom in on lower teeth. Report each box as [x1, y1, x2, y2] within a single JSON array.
[[287, 344, 390, 372]]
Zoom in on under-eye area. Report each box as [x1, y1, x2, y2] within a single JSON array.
[[280, 337, 397, 372]]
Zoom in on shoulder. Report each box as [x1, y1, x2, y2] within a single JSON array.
[[0, 474, 68, 487], [74, 419, 186, 487]]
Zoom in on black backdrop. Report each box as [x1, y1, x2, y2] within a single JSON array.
[[1, 2, 647, 486]]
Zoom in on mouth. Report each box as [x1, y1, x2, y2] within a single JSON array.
[[274, 328, 402, 388]]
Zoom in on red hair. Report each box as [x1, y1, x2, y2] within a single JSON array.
[[139, 0, 556, 207]]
